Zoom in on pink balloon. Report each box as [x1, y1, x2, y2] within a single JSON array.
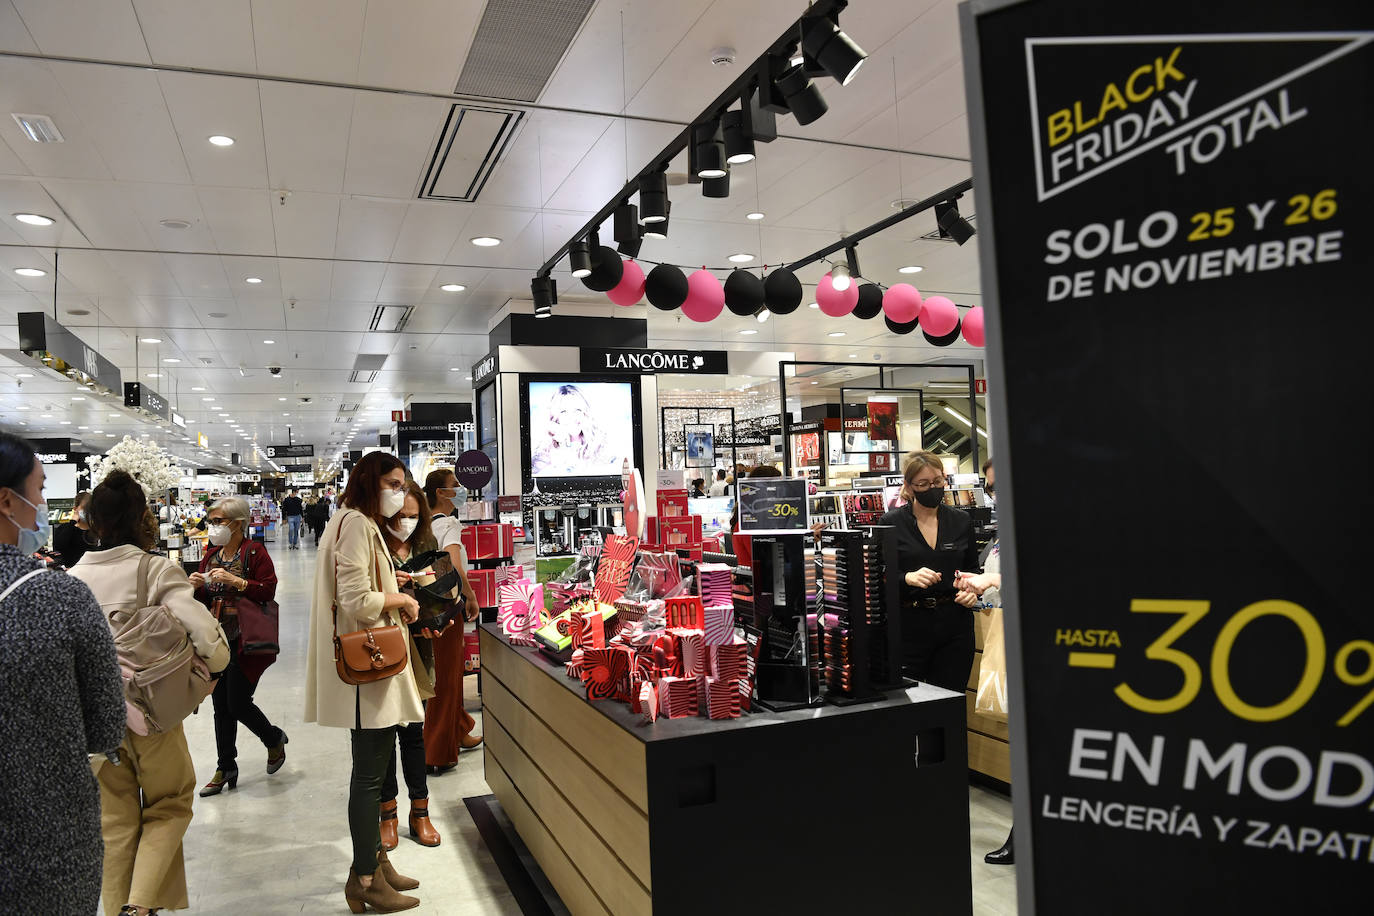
[[816, 272, 858, 317], [606, 258, 646, 306], [682, 269, 725, 322], [883, 283, 922, 324], [962, 306, 985, 347], [920, 295, 959, 336]]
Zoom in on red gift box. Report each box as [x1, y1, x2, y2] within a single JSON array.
[[656, 489, 689, 518], [460, 523, 515, 560], [468, 568, 498, 608]]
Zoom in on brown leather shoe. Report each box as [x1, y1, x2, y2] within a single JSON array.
[[379, 799, 399, 851], [344, 867, 419, 914], [377, 850, 419, 891], [460, 733, 484, 750], [408, 798, 441, 847]]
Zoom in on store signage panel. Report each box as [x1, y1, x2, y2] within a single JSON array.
[[265, 444, 314, 459], [580, 347, 729, 375], [171, 411, 186, 429], [736, 477, 810, 535], [455, 449, 494, 490], [471, 349, 500, 386], [124, 382, 171, 421], [196, 433, 209, 449], [17, 312, 122, 392], [279, 464, 312, 473], [961, 2, 1371, 911]]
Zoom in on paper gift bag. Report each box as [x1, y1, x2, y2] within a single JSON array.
[[975, 608, 1009, 722]]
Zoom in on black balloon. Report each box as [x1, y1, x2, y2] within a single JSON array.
[[645, 264, 688, 311], [923, 319, 962, 347], [724, 269, 765, 316], [853, 283, 884, 319], [763, 268, 802, 314], [885, 313, 919, 335], [581, 246, 625, 292]]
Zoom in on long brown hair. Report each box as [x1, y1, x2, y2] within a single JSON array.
[[88, 471, 157, 551], [341, 451, 406, 523]]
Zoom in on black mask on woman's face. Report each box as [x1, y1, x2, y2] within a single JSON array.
[[914, 487, 945, 509]]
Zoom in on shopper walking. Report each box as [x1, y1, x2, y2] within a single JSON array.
[[189, 496, 287, 797], [423, 469, 483, 766], [879, 451, 981, 691], [281, 489, 304, 550], [52, 489, 94, 567], [308, 494, 331, 547], [379, 482, 450, 849], [305, 451, 425, 913], [0, 434, 125, 915], [70, 470, 230, 916]]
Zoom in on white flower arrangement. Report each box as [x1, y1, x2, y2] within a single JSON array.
[[85, 436, 183, 495]]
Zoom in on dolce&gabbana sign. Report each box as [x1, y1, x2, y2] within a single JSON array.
[[580, 347, 729, 375]]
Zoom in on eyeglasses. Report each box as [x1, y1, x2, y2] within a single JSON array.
[[207, 517, 230, 525], [382, 482, 406, 494], [910, 477, 947, 492]]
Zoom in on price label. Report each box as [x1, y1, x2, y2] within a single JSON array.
[[736, 478, 810, 535]]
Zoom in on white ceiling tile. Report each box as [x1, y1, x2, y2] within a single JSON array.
[[122, 182, 216, 252], [249, 0, 366, 84], [389, 200, 472, 263], [376, 263, 437, 301], [334, 197, 407, 261], [159, 71, 267, 189], [0, 178, 91, 247], [330, 261, 385, 302], [133, 0, 257, 72], [197, 186, 276, 255], [41, 179, 150, 248], [0, 59, 113, 180], [277, 259, 333, 301], [342, 91, 444, 199], [260, 81, 353, 195], [48, 63, 191, 184], [0, 134, 28, 175], [269, 190, 339, 259], [356, 0, 480, 93], [12, 0, 151, 62], [161, 253, 231, 299], [0, 1, 37, 52]]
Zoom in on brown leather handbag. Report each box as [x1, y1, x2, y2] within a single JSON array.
[[331, 514, 409, 685]]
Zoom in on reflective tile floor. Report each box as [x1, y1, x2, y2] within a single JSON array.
[[181, 539, 1018, 914]]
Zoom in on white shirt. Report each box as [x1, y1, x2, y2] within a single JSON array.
[[708, 479, 728, 497], [430, 514, 469, 565]]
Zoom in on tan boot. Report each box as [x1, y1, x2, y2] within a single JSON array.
[[344, 867, 419, 914], [379, 799, 399, 851], [408, 798, 441, 847], [377, 850, 419, 891]]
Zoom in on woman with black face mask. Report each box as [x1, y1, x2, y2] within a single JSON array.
[[879, 450, 981, 691]]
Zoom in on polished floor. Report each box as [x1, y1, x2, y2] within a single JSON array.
[[180, 538, 1018, 914]]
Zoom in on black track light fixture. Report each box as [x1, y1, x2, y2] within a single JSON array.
[[613, 202, 639, 243], [639, 167, 668, 223], [935, 199, 976, 245], [531, 275, 556, 317], [693, 120, 728, 179], [643, 200, 671, 240], [568, 239, 593, 278], [829, 245, 860, 290], [775, 63, 828, 126], [721, 110, 754, 165], [703, 170, 730, 199], [801, 12, 868, 86], [617, 231, 643, 258]]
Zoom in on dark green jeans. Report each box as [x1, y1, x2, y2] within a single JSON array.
[[349, 727, 397, 875]]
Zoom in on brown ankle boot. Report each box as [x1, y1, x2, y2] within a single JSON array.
[[408, 798, 441, 847], [377, 850, 419, 891], [344, 867, 419, 914], [379, 799, 399, 851]]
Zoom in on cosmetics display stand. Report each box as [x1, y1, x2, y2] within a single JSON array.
[[479, 623, 972, 915], [818, 526, 905, 705], [747, 533, 821, 711]]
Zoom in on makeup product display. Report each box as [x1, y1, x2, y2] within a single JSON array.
[[842, 491, 886, 527], [748, 533, 822, 710], [818, 527, 904, 703]]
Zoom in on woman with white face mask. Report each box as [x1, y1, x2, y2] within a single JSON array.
[[305, 451, 424, 912], [188, 496, 284, 797]]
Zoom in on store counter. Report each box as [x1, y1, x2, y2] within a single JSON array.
[[479, 624, 973, 916]]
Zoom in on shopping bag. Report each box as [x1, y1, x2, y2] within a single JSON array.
[[975, 608, 1009, 721]]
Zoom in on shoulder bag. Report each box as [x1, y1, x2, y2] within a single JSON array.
[[332, 512, 409, 685]]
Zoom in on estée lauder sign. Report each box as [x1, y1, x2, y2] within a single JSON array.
[[580, 347, 728, 375]]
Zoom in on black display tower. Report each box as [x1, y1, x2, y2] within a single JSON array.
[[818, 526, 904, 704], [748, 533, 821, 711]]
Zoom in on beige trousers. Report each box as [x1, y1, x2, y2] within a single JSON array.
[[98, 724, 195, 915]]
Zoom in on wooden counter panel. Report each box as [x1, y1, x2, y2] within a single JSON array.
[[485, 720, 652, 916], [483, 674, 652, 888], [965, 691, 1011, 742], [481, 630, 649, 812], [967, 730, 1012, 784], [485, 752, 611, 916]]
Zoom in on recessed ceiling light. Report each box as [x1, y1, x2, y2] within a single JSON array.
[[470, 236, 501, 247], [13, 213, 54, 226], [78, 425, 88, 429], [40, 413, 52, 418], [15, 373, 32, 379], [106, 433, 116, 438], [208, 135, 235, 146], [262, 339, 275, 344], [440, 283, 465, 292], [91, 429, 101, 433], [282, 412, 290, 416], [140, 337, 163, 344], [828, 331, 845, 337], [848, 353, 857, 358], [278, 397, 287, 401], [208, 311, 228, 318], [202, 397, 215, 402], [245, 277, 262, 284], [158, 218, 192, 230], [746, 212, 765, 221], [898, 265, 924, 274], [16, 406, 29, 411], [70, 396, 85, 401], [108, 413, 118, 418], [449, 367, 461, 372], [14, 267, 46, 277], [190, 386, 205, 391], [740, 329, 758, 335], [808, 302, 819, 309], [221, 443, 231, 447], [146, 372, 162, 378], [810, 381, 819, 385], [162, 357, 181, 363], [728, 253, 754, 263], [59, 420, 71, 425]]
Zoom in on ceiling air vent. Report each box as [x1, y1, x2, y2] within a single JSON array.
[[348, 354, 388, 385], [11, 113, 64, 143], [418, 105, 523, 202], [369, 305, 415, 333], [454, 0, 595, 103]]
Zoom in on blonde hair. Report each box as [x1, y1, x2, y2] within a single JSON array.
[[900, 450, 947, 500]]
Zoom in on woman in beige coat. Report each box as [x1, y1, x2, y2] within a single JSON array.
[[304, 451, 425, 913], [69, 471, 230, 916]]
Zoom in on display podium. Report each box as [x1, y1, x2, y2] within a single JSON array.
[[479, 624, 972, 916]]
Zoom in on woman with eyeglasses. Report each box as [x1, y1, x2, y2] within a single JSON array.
[[52, 490, 94, 568], [306, 451, 424, 913], [189, 496, 285, 797], [879, 450, 982, 691]]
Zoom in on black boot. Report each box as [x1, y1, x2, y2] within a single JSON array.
[[984, 826, 1013, 865]]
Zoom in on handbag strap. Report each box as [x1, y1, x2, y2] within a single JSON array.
[[0, 567, 48, 605], [135, 552, 154, 609], [330, 510, 395, 644]]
